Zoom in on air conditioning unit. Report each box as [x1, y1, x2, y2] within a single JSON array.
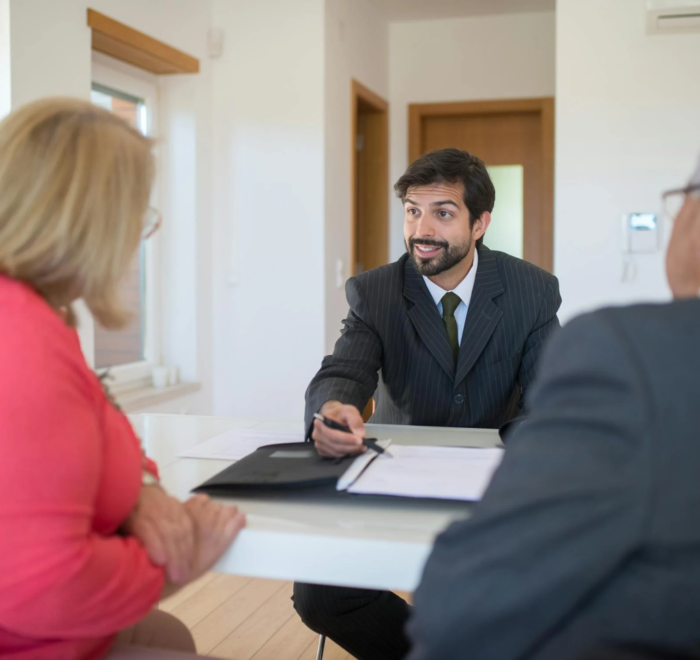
[[647, 0, 700, 34]]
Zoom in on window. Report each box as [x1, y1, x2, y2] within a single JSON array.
[[90, 56, 161, 392], [90, 85, 147, 369]]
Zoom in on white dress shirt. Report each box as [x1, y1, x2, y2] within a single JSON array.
[[422, 248, 479, 345]]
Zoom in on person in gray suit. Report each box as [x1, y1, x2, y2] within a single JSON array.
[[406, 158, 700, 660], [294, 148, 561, 659]]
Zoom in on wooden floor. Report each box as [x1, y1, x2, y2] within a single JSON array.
[[160, 574, 354, 659]]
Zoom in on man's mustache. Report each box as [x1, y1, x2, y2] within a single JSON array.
[[409, 237, 449, 250]]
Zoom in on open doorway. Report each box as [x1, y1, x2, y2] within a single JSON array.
[[351, 79, 389, 276], [409, 97, 555, 272]]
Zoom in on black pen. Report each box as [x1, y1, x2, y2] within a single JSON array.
[[313, 412, 392, 457]]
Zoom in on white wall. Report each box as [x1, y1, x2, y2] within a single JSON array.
[[0, 0, 10, 118], [389, 12, 556, 260], [209, 0, 390, 419], [6, 0, 214, 415], [210, 0, 326, 421], [324, 0, 389, 351], [555, 0, 700, 321], [5, 0, 388, 421], [8, 0, 90, 105]]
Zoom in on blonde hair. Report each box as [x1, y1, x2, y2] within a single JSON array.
[[0, 97, 154, 328]]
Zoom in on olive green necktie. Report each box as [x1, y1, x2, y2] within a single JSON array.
[[441, 292, 461, 365]]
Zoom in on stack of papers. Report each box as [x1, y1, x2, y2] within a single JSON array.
[[181, 431, 503, 502], [343, 445, 504, 501], [178, 428, 304, 461]]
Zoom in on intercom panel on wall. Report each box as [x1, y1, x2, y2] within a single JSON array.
[[621, 213, 659, 254]]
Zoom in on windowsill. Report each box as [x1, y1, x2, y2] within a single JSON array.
[[117, 382, 202, 412]]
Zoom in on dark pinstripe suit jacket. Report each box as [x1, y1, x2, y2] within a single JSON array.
[[305, 245, 561, 430]]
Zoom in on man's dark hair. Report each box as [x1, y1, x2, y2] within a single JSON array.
[[394, 148, 495, 247]]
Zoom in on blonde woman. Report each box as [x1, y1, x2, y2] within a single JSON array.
[[0, 98, 244, 659]]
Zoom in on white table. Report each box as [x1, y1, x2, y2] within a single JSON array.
[[132, 414, 501, 592]]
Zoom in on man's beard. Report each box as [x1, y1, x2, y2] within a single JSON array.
[[406, 236, 472, 277]]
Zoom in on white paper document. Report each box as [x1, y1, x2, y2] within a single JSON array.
[[336, 438, 393, 490], [178, 429, 304, 461], [345, 445, 504, 501]]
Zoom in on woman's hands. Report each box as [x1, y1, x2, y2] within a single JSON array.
[[122, 485, 196, 584], [123, 486, 245, 586], [183, 494, 246, 580]]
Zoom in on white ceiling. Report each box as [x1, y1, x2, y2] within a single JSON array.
[[370, 0, 556, 22]]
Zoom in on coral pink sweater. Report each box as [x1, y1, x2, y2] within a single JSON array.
[[0, 276, 165, 659]]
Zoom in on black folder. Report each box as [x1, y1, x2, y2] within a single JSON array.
[[193, 441, 478, 510], [193, 442, 356, 495]]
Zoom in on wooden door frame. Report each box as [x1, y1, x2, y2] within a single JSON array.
[[408, 97, 555, 273], [351, 79, 389, 277]]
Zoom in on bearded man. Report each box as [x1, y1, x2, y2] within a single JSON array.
[[292, 148, 562, 660]]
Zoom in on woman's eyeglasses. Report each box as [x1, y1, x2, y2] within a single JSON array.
[[142, 207, 162, 240]]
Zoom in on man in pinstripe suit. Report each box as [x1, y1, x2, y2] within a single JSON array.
[[294, 148, 562, 660]]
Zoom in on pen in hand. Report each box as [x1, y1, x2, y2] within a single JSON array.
[[313, 412, 392, 457]]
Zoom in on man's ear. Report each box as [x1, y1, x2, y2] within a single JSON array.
[[472, 211, 491, 241]]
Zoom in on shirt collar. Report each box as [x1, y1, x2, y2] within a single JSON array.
[[422, 247, 479, 308]]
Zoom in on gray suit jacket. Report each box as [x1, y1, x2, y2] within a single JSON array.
[[305, 245, 561, 430], [407, 299, 700, 660]]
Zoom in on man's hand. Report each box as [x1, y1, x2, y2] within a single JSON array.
[[122, 485, 195, 585], [667, 196, 700, 298], [312, 400, 367, 458], [183, 495, 246, 580]]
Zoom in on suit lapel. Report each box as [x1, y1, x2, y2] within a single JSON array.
[[455, 246, 504, 386], [403, 256, 455, 379]]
